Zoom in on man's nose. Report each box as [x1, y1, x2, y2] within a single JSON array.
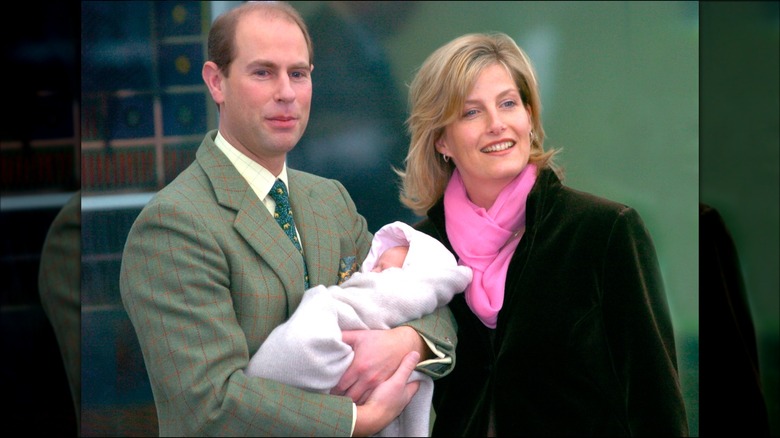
[[274, 76, 296, 102]]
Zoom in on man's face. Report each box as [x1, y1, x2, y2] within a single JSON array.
[[213, 12, 312, 173]]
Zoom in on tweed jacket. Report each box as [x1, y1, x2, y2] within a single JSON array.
[[119, 130, 457, 436], [418, 167, 689, 437]]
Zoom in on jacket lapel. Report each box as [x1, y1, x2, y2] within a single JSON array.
[[196, 131, 306, 301], [286, 170, 340, 289]]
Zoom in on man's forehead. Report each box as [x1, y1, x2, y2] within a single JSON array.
[[236, 10, 301, 37], [234, 13, 307, 58]]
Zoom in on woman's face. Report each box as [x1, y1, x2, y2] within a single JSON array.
[[436, 63, 532, 208]]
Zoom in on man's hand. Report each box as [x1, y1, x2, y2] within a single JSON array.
[[331, 326, 427, 404], [353, 350, 421, 437]]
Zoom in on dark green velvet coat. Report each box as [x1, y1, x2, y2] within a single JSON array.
[[416, 168, 689, 436]]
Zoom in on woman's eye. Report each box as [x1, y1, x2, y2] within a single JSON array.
[[463, 109, 478, 118]]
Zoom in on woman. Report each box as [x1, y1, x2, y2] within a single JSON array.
[[397, 32, 689, 436]]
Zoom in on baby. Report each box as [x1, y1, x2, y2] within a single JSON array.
[[369, 244, 409, 272], [245, 221, 472, 437]]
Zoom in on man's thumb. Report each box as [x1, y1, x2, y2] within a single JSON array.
[[394, 351, 420, 382]]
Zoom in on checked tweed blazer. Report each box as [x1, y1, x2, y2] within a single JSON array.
[[119, 130, 457, 436]]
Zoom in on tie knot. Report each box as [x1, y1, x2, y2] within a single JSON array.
[[269, 179, 288, 203]]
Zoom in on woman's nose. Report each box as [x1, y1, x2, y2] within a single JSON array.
[[487, 113, 506, 134]]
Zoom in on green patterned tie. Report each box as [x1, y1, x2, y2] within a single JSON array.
[[269, 179, 309, 288]]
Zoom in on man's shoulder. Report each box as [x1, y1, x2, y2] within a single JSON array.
[[142, 161, 213, 212], [288, 168, 334, 183], [288, 168, 344, 194]]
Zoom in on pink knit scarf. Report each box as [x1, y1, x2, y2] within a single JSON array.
[[444, 164, 537, 328]]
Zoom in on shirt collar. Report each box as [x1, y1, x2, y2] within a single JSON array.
[[213, 130, 289, 202]]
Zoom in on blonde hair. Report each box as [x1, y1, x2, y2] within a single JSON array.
[[397, 32, 560, 216]]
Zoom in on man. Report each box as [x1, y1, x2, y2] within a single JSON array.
[[119, 2, 456, 436]]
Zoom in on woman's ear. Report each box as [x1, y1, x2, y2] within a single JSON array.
[[434, 137, 446, 155]]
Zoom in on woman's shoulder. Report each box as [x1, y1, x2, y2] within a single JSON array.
[[542, 178, 644, 232], [559, 184, 631, 214], [537, 167, 631, 217], [542, 184, 652, 247]]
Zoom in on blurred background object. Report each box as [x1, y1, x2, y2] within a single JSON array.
[[38, 191, 82, 435], [80, 2, 209, 434], [287, 1, 421, 231], [1, 0, 79, 435], [699, 2, 779, 436], [699, 203, 770, 436]]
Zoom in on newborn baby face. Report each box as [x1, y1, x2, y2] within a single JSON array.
[[371, 245, 410, 272]]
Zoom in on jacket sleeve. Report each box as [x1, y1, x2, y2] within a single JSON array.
[[119, 199, 354, 437], [403, 216, 460, 379], [601, 207, 689, 436], [401, 300, 459, 379]]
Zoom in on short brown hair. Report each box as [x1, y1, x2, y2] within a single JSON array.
[[207, 1, 313, 77]]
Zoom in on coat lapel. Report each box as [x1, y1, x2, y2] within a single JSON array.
[[287, 170, 341, 289], [233, 191, 307, 294], [196, 131, 306, 305]]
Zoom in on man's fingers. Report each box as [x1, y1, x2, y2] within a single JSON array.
[[404, 380, 421, 400], [341, 329, 358, 345], [330, 372, 357, 396], [356, 389, 373, 406], [393, 351, 420, 381], [395, 351, 421, 401]]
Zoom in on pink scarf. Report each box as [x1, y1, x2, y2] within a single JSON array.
[[444, 164, 537, 328]]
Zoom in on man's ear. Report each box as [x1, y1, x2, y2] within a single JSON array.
[[202, 61, 224, 105]]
